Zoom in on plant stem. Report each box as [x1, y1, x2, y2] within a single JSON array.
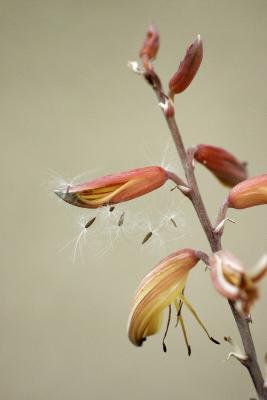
[[143, 68, 267, 399]]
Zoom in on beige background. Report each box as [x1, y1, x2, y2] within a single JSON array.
[[1, 0, 267, 399]]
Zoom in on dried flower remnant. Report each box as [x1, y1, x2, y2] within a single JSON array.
[[54, 166, 168, 209], [168, 35, 203, 98], [194, 144, 248, 187], [128, 249, 219, 351], [210, 250, 267, 314], [228, 173, 267, 209]]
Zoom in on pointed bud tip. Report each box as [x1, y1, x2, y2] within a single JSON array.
[[168, 34, 203, 96]]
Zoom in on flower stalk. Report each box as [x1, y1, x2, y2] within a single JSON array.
[[140, 34, 267, 399]]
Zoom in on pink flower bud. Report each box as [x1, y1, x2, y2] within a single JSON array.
[[210, 250, 266, 314], [194, 144, 248, 187], [54, 166, 168, 209], [127, 249, 200, 347], [139, 24, 160, 62], [228, 173, 267, 209], [168, 35, 203, 97]]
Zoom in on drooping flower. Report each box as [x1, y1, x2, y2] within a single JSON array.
[[228, 173, 267, 209], [194, 144, 248, 187], [168, 35, 203, 98], [54, 166, 168, 209], [127, 249, 219, 352], [210, 250, 267, 314]]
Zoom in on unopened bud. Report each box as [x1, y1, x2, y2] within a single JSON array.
[[228, 173, 267, 209], [169, 35, 203, 97], [194, 144, 248, 187], [140, 24, 160, 64]]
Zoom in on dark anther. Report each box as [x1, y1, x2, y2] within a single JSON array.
[[187, 345, 191, 356], [162, 305, 172, 354], [109, 206, 115, 212], [210, 336, 220, 345]]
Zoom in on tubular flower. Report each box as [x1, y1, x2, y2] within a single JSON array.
[[168, 35, 203, 98], [194, 144, 248, 187], [54, 166, 168, 209], [140, 24, 160, 64], [127, 249, 219, 352], [228, 173, 267, 209], [210, 250, 267, 314]]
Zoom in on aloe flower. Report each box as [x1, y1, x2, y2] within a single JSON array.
[[194, 144, 248, 187], [54, 166, 168, 209], [168, 35, 203, 97], [210, 250, 267, 314], [128, 249, 219, 352], [140, 24, 160, 63], [228, 173, 267, 209]]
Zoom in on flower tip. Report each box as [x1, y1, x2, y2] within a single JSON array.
[[54, 188, 81, 207], [168, 34, 203, 96], [140, 23, 160, 65]]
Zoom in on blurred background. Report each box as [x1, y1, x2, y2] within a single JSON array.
[[1, 0, 267, 399]]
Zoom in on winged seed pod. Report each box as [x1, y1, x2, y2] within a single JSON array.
[[168, 35, 203, 98], [54, 166, 168, 209], [127, 249, 200, 347], [194, 144, 248, 187], [210, 250, 267, 314], [228, 173, 267, 209]]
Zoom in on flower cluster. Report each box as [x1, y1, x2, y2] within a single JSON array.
[[55, 25, 266, 358]]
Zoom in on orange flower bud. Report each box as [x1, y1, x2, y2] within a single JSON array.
[[210, 250, 267, 314], [168, 35, 203, 97], [228, 173, 267, 209], [194, 144, 248, 187], [54, 166, 168, 209], [127, 249, 200, 347], [139, 24, 160, 62]]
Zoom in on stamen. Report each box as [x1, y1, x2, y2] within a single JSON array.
[[180, 294, 220, 345], [174, 299, 191, 355], [142, 231, 153, 245], [84, 216, 96, 229], [118, 212, 125, 227], [162, 305, 172, 353], [109, 206, 115, 212], [179, 314, 191, 356]]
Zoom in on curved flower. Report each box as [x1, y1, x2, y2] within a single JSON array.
[[168, 35, 203, 97], [194, 144, 248, 187], [54, 166, 168, 209], [210, 250, 267, 314], [228, 173, 267, 209], [127, 249, 219, 352]]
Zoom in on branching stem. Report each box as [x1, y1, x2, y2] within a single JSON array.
[[143, 66, 267, 400]]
